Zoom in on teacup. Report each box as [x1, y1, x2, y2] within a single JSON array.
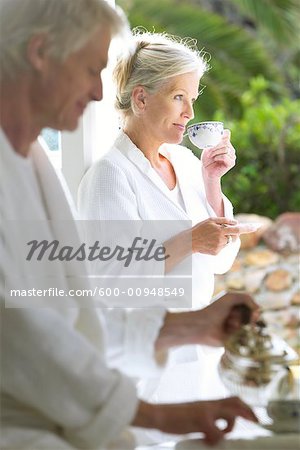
[[267, 399, 300, 421], [187, 121, 224, 149], [266, 399, 300, 432]]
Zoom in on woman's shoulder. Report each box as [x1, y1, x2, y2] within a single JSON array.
[[81, 142, 137, 194], [90, 142, 131, 172], [100, 146, 125, 167]]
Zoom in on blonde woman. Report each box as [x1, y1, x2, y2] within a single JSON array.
[[78, 31, 252, 402], [78, 31, 247, 308]]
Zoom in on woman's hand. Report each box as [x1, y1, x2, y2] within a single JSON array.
[[192, 217, 240, 254], [201, 130, 236, 180]]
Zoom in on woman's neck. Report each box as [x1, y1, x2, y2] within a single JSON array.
[[123, 120, 176, 190], [123, 120, 162, 167]]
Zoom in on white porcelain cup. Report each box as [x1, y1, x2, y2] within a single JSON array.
[[267, 399, 300, 423], [187, 121, 224, 149]]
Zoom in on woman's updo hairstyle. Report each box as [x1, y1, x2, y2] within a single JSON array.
[[113, 29, 209, 116]]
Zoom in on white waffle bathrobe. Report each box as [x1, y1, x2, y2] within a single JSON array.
[[0, 129, 166, 450], [78, 131, 240, 403]]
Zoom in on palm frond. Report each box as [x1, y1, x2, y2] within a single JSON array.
[[118, 0, 284, 118], [230, 0, 300, 43]]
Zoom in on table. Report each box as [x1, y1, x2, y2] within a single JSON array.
[[133, 350, 300, 450]]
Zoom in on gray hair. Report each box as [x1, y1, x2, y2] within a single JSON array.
[[0, 0, 127, 80], [113, 30, 209, 116]]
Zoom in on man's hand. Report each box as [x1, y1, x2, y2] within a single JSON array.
[[132, 397, 258, 446], [195, 292, 259, 347], [156, 292, 259, 351]]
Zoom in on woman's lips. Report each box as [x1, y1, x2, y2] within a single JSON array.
[[173, 123, 185, 131]]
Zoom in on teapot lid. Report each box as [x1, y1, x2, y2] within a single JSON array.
[[225, 320, 297, 365]]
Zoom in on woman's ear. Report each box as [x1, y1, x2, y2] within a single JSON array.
[[132, 86, 147, 113], [27, 34, 49, 72]]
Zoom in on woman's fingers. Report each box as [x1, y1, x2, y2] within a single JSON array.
[[209, 144, 235, 159], [223, 129, 231, 139], [214, 217, 237, 226], [202, 143, 236, 169]]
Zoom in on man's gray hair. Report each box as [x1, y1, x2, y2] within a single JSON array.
[[0, 0, 126, 80]]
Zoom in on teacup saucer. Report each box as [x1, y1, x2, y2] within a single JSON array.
[[262, 420, 300, 434], [236, 222, 262, 232]]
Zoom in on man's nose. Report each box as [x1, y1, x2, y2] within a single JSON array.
[[91, 78, 103, 102]]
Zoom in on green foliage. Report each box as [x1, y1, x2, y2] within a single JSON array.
[[118, 0, 283, 118], [230, 0, 300, 99], [230, 0, 300, 44], [212, 76, 300, 218]]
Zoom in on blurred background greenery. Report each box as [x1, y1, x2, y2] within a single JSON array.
[[117, 0, 300, 218]]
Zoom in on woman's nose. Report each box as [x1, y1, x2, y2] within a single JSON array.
[[184, 102, 194, 120]]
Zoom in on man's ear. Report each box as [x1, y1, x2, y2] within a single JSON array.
[[132, 86, 147, 112], [27, 34, 49, 72]]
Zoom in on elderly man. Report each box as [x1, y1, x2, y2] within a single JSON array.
[[0, 0, 258, 449]]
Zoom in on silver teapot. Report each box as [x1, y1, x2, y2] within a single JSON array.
[[218, 318, 298, 406]]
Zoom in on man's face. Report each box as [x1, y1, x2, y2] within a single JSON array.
[[33, 27, 111, 131]]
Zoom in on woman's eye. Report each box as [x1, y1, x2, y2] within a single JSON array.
[[174, 94, 183, 100]]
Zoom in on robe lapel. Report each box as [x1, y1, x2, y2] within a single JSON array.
[[115, 132, 190, 219], [165, 148, 206, 224]]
